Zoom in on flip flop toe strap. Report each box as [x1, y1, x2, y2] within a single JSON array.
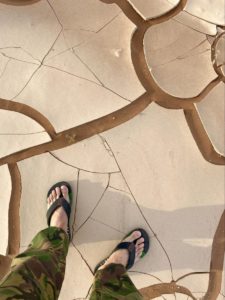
[[115, 241, 136, 270], [47, 198, 71, 226]]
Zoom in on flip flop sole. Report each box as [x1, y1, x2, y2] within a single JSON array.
[[47, 181, 73, 240], [94, 228, 150, 273]]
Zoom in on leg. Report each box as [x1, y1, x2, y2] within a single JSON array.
[[0, 227, 69, 300], [90, 231, 146, 299], [0, 185, 71, 300], [90, 264, 143, 300]]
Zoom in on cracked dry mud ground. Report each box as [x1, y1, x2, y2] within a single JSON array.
[[0, 0, 224, 299]]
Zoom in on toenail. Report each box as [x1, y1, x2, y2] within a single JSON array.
[[56, 187, 60, 197], [133, 231, 141, 238], [61, 186, 67, 192]]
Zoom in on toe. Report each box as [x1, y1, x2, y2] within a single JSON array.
[[136, 248, 144, 258], [136, 243, 144, 252], [47, 194, 53, 208], [132, 231, 142, 240], [61, 185, 70, 202], [124, 230, 142, 245], [136, 237, 144, 245], [55, 187, 61, 199], [49, 193, 53, 203], [51, 189, 56, 201], [47, 196, 51, 206], [134, 250, 142, 263], [124, 231, 141, 243], [137, 245, 144, 253]]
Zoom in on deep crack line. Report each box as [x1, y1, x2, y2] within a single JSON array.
[[11, 64, 40, 101], [0, 58, 10, 79], [100, 136, 174, 279], [0, 131, 46, 136], [100, 0, 143, 27], [74, 174, 110, 234], [152, 48, 211, 69], [96, 11, 122, 33], [175, 271, 209, 283], [45, 0, 69, 65], [173, 14, 216, 36], [108, 185, 130, 195], [43, 47, 71, 63], [41, 28, 63, 64], [50, 152, 119, 175], [181, 9, 223, 29], [85, 284, 93, 299], [71, 169, 80, 240], [71, 240, 94, 275], [72, 49, 104, 86], [11, 20, 63, 101], [46, 0, 63, 29], [42, 63, 131, 103], [151, 39, 209, 69], [90, 217, 125, 234], [0, 53, 40, 66], [128, 270, 163, 283], [42, 63, 105, 87], [0, 46, 40, 64]]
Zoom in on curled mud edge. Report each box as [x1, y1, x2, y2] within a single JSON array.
[[102, 0, 224, 162], [184, 105, 225, 165], [7, 163, 21, 257], [0, 163, 21, 281], [0, 91, 224, 166], [0, 92, 153, 166], [140, 282, 197, 300], [211, 31, 225, 79], [0, 99, 56, 139], [0, 0, 40, 5]]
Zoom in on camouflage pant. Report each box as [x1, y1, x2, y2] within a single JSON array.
[[0, 227, 143, 300]]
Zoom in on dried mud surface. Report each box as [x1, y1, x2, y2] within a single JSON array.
[[0, 0, 224, 299]]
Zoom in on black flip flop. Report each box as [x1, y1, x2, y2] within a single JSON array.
[[94, 228, 150, 273], [47, 181, 73, 240]]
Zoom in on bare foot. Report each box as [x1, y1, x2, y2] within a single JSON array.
[[47, 185, 70, 233], [98, 231, 145, 270]]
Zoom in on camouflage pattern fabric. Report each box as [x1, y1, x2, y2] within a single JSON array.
[[0, 227, 143, 300], [0, 227, 69, 300], [90, 264, 144, 300]]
